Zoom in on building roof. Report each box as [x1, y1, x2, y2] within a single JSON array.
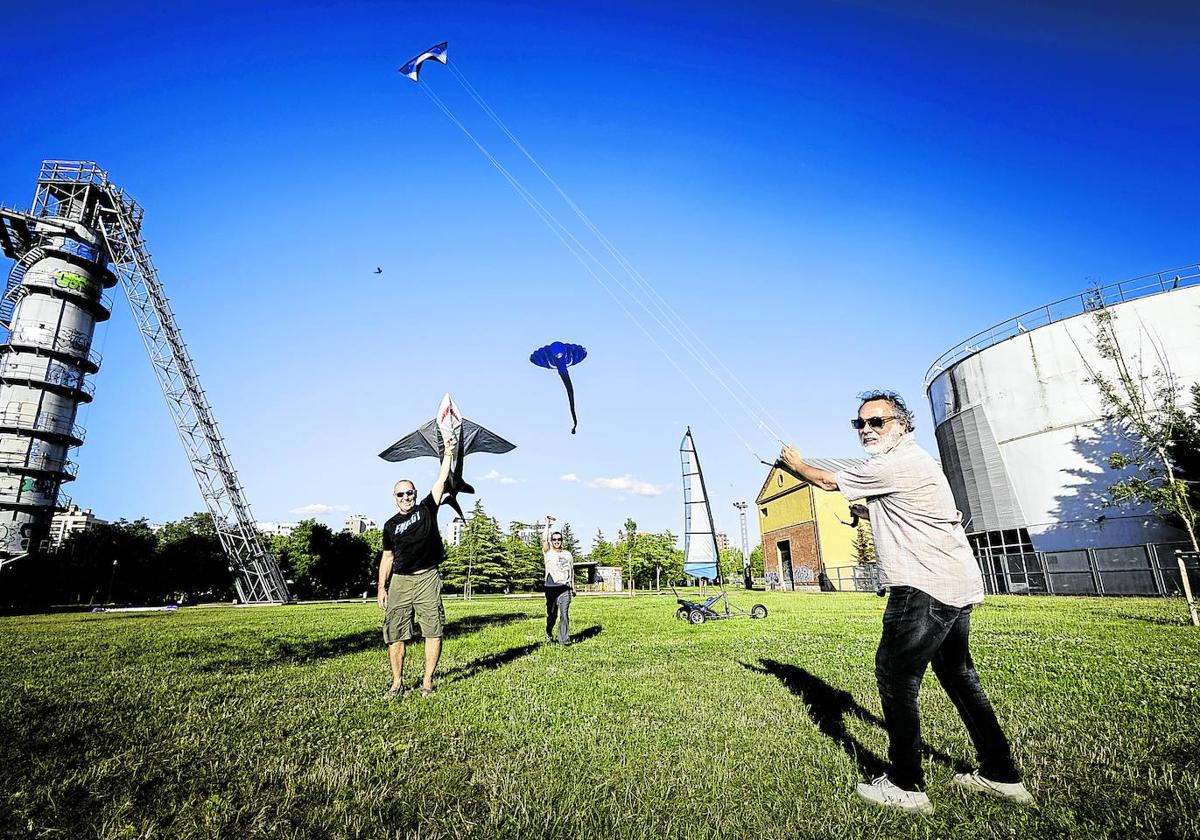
[[755, 457, 866, 504]]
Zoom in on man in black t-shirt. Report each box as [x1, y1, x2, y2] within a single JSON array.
[[378, 431, 457, 698]]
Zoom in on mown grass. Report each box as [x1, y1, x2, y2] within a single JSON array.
[[2, 592, 1198, 839]]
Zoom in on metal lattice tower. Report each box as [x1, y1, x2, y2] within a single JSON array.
[[0, 161, 289, 602]]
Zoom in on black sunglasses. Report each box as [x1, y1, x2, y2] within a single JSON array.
[[851, 416, 900, 430], [395, 490, 417, 498]]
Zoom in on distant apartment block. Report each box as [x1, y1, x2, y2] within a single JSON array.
[[343, 514, 377, 535], [257, 522, 298, 539], [445, 517, 466, 546], [48, 503, 105, 549], [716, 532, 731, 550]]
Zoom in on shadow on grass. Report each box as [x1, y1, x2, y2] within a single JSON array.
[[190, 611, 530, 673], [440, 642, 540, 684], [439, 625, 603, 685], [443, 611, 527, 638], [568, 624, 603, 645], [743, 658, 971, 780]]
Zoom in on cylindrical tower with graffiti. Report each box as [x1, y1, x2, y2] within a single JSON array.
[[0, 188, 115, 562]]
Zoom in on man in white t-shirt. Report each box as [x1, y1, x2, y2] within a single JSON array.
[[541, 515, 574, 645], [778, 390, 1029, 815]]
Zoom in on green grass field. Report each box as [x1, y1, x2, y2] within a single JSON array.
[[2, 592, 1198, 839]]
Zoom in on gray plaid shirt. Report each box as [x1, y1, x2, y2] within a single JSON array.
[[835, 434, 984, 607]]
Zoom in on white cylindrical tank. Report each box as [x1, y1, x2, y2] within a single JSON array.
[[927, 279, 1200, 553]]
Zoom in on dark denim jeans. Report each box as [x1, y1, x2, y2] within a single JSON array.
[[545, 585, 571, 644], [876, 585, 1020, 791]]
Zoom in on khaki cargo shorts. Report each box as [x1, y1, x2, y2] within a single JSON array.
[[383, 568, 445, 644]]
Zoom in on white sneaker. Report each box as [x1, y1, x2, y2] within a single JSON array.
[[855, 775, 934, 814], [953, 771, 1033, 804]]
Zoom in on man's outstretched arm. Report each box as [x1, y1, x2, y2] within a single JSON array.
[[778, 445, 839, 491], [430, 432, 458, 503]]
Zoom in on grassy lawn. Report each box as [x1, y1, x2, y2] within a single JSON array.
[[2, 591, 1198, 839]]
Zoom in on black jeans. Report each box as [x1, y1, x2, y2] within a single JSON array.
[[545, 585, 571, 644], [875, 585, 1020, 791]]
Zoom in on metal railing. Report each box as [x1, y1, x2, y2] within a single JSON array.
[[0, 411, 85, 442], [3, 328, 102, 369], [0, 452, 77, 477], [925, 263, 1200, 386], [977, 542, 1196, 597], [0, 360, 95, 397]]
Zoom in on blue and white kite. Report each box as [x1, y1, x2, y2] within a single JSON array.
[[400, 42, 448, 82], [530, 341, 588, 434]]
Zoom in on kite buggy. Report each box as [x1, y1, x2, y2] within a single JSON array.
[[674, 588, 768, 625]]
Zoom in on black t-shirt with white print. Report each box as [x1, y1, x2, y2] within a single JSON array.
[[381, 493, 445, 575]]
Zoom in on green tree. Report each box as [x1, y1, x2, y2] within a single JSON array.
[[749, 545, 764, 578], [458, 500, 508, 593], [853, 524, 876, 565], [558, 522, 582, 558], [506, 521, 544, 591], [1087, 299, 1200, 623], [719, 546, 745, 582], [156, 512, 232, 603]]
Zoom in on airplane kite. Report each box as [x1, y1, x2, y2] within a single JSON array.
[[378, 393, 516, 519], [530, 341, 587, 434], [400, 42, 448, 82]]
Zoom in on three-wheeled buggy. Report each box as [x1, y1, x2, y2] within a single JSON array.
[[673, 587, 767, 625]]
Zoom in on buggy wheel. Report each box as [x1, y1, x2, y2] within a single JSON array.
[[676, 607, 689, 621], [750, 604, 768, 619], [688, 608, 707, 625]]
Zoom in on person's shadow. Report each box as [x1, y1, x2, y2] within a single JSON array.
[[742, 658, 971, 779], [439, 624, 603, 685]]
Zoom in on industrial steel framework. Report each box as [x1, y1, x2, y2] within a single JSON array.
[[1, 161, 289, 602]]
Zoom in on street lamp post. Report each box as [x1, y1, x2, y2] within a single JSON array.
[[734, 501, 751, 589]]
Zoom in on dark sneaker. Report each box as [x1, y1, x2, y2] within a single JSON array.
[[855, 775, 934, 814], [383, 685, 403, 699]]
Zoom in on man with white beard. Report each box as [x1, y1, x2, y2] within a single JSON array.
[[779, 391, 1030, 814]]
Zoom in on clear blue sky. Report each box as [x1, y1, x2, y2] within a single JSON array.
[[1, 0, 1196, 548]]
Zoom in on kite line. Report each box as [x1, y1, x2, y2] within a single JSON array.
[[401, 43, 871, 527]]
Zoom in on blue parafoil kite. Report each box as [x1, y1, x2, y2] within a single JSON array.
[[530, 341, 588, 434], [400, 42, 448, 81]]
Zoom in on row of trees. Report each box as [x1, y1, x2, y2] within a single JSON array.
[[0, 499, 767, 607]]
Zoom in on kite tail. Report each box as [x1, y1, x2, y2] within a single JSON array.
[[556, 365, 578, 434]]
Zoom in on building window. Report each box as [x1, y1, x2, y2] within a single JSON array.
[[777, 474, 784, 486], [761, 507, 768, 518], [968, 528, 1034, 561]]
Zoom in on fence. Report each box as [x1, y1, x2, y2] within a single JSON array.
[[777, 543, 1199, 597], [979, 542, 1198, 597]]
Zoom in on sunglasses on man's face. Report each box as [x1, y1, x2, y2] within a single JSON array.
[[851, 416, 900, 430], [395, 490, 417, 499]]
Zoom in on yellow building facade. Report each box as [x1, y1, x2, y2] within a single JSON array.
[[755, 459, 874, 591]]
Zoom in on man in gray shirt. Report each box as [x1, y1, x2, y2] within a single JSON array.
[[779, 390, 1029, 814]]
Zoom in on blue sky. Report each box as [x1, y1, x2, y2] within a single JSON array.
[[1, 0, 1196, 548]]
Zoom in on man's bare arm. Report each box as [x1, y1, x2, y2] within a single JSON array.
[[377, 550, 394, 609], [779, 445, 840, 491], [429, 433, 458, 502]]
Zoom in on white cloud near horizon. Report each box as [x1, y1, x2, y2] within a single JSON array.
[[587, 475, 662, 497], [288, 503, 351, 515], [560, 473, 580, 482], [484, 469, 518, 485]]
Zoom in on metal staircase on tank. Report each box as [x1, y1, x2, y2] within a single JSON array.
[[40, 162, 289, 602]]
